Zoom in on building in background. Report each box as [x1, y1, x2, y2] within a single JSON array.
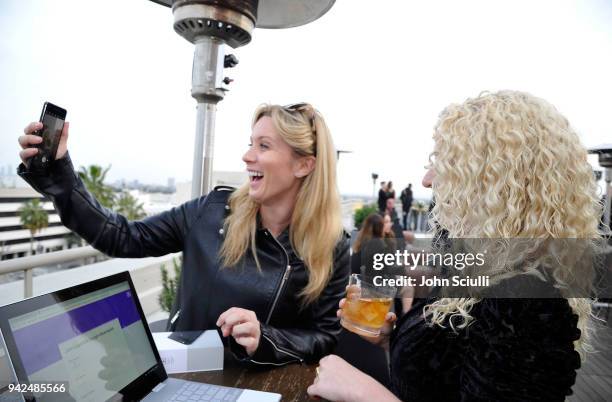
[[0, 164, 23, 189], [0, 187, 72, 260], [171, 171, 248, 206], [0, 170, 249, 260]]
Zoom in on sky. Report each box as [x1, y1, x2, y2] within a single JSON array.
[[1, 0, 611, 199]]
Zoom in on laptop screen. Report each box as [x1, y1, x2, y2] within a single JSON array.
[[0, 329, 20, 400], [0, 272, 167, 402]]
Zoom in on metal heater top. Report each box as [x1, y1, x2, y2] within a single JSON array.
[[151, 0, 335, 47]]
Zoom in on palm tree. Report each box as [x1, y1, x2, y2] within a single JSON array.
[[78, 165, 115, 208], [116, 191, 146, 220], [18, 199, 49, 255]]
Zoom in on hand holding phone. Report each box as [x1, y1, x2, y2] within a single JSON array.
[[18, 102, 68, 170], [30, 102, 67, 171]]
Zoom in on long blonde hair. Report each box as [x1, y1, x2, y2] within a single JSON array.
[[425, 90, 602, 355], [218, 104, 343, 305]]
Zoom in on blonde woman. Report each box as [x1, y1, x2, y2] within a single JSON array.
[[17, 103, 349, 365], [308, 91, 601, 401]]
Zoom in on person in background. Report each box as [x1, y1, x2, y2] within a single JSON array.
[[378, 181, 388, 213], [350, 213, 396, 277], [383, 197, 404, 240], [400, 184, 413, 230], [386, 181, 396, 201], [307, 90, 600, 401]]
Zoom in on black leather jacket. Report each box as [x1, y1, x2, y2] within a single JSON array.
[[18, 154, 350, 366]]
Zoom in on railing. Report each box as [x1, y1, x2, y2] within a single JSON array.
[[0, 246, 102, 298], [342, 198, 433, 233]]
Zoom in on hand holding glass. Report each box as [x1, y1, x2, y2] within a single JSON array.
[[340, 274, 396, 337]]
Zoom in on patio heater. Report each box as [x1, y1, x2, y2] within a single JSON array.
[[148, 0, 336, 197], [589, 144, 612, 235]]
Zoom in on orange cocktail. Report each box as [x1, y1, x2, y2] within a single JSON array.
[[341, 274, 396, 337]]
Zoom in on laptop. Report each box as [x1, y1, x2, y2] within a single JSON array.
[[0, 328, 22, 402], [0, 271, 281, 402]]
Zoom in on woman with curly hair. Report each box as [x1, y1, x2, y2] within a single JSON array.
[[308, 90, 602, 401]]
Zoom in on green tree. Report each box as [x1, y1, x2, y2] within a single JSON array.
[[78, 164, 115, 208], [353, 203, 378, 230], [116, 192, 146, 220], [159, 257, 182, 313], [18, 199, 49, 255]]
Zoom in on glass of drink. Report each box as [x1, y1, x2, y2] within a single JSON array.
[[340, 274, 396, 337]]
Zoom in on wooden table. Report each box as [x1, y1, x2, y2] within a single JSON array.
[[170, 350, 319, 402]]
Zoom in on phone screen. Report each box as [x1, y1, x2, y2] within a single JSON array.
[[30, 102, 66, 171], [39, 112, 63, 162]]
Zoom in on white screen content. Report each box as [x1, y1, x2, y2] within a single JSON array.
[[8, 283, 158, 402]]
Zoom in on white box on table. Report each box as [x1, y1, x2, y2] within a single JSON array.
[[152, 330, 223, 374]]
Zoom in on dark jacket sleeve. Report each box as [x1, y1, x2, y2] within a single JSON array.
[[17, 153, 201, 257], [458, 298, 581, 402], [231, 236, 351, 366]]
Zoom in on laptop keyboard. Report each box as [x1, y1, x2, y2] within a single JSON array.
[[169, 382, 243, 402]]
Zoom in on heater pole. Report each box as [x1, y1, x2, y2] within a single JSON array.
[[148, 0, 337, 198], [192, 102, 217, 197], [605, 168, 612, 231], [190, 37, 225, 198]]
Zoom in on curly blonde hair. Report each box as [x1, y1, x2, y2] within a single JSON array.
[[425, 90, 602, 355]]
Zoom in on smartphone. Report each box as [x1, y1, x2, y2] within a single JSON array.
[[168, 330, 204, 345], [29, 102, 67, 171]]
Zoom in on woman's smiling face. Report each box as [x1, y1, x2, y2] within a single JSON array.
[[242, 116, 307, 205]]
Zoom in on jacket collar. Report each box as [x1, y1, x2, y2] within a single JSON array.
[[256, 213, 291, 247]]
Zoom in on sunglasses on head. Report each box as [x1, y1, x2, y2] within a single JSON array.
[[282, 102, 317, 138]]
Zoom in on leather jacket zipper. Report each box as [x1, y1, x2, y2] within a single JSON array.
[[256, 231, 303, 364], [170, 310, 181, 330], [261, 333, 304, 362], [265, 264, 291, 324], [265, 232, 292, 325]]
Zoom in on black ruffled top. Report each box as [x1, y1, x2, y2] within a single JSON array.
[[389, 277, 582, 401]]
